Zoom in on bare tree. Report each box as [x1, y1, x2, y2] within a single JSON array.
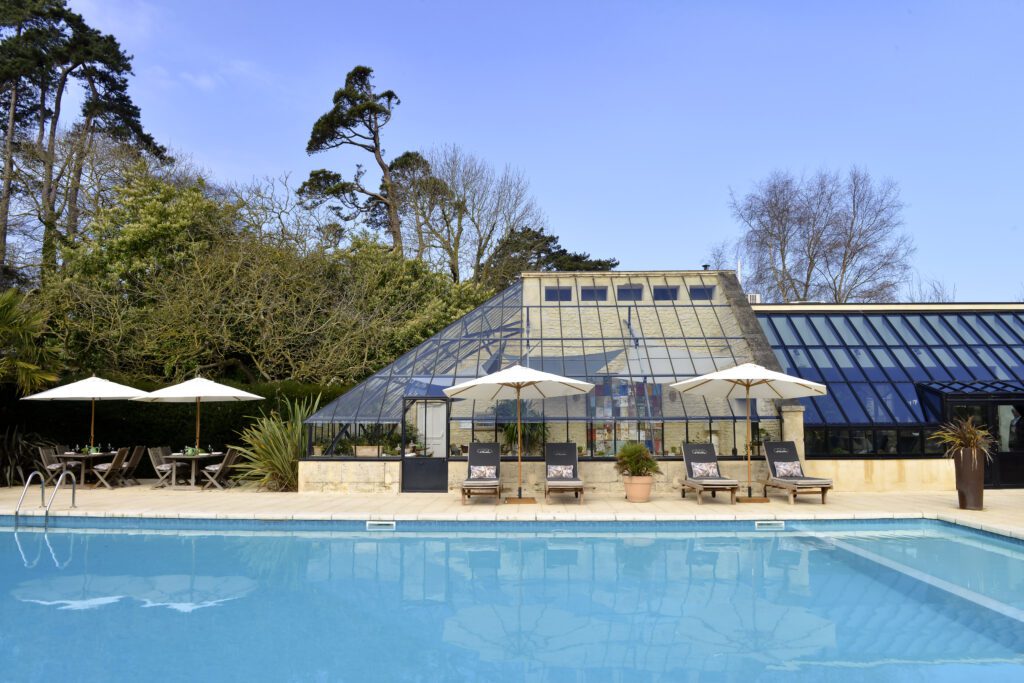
[[394, 144, 545, 283], [906, 274, 958, 303], [705, 239, 737, 270], [732, 167, 912, 303]]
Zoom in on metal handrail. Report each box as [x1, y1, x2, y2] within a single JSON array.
[[44, 471, 77, 525], [14, 471, 46, 523]]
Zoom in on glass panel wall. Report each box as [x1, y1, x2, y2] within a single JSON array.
[[309, 274, 774, 458]]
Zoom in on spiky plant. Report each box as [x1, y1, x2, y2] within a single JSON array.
[[929, 416, 993, 467], [232, 395, 320, 491]]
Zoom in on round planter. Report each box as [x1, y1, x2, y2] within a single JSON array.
[[952, 447, 985, 510], [623, 475, 655, 503]]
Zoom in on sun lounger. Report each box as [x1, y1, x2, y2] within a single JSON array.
[[202, 448, 239, 490], [544, 442, 585, 503], [681, 443, 739, 504], [763, 441, 833, 504], [94, 447, 129, 489], [461, 443, 502, 504]]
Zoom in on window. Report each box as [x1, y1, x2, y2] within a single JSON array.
[[617, 285, 643, 301], [580, 286, 607, 302], [652, 286, 679, 301], [544, 286, 572, 302], [689, 285, 715, 300]]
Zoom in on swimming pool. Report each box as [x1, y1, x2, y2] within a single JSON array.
[[2, 518, 1022, 681]]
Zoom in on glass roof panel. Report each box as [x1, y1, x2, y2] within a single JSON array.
[[758, 309, 1023, 428], [311, 278, 760, 424]]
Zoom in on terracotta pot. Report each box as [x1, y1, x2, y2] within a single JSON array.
[[312, 446, 324, 457], [952, 448, 985, 510], [623, 475, 655, 503]]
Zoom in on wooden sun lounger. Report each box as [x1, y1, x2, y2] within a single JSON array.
[[763, 441, 833, 504], [544, 443, 585, 503], [682, 443, 739, 504], [461, 443, 502, 504]]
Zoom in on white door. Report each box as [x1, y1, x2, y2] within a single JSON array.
[[416, 403, 448, 458]]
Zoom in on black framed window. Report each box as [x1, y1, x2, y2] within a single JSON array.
[[544, 286, 572, 302], [580, 286, 607, 302], [616, 285, 643, 301], [652, 286, 679, 301], [689, 285, 715, 301]]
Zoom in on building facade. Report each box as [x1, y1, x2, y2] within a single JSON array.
[[302, 272, 1024, 494]]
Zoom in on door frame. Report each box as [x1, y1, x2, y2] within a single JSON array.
[[400, 396, 451, 493], [946, 397, 1024, 488]]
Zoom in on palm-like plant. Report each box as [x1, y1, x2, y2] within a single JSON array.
[[929, 416, 993, 467], [0, 289, 58, 394], [615, 442, 662, 477], [232, 395, 320, 491]]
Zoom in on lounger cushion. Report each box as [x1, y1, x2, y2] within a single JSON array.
[[546, 478, 583, 488], [462, 478, 499, 487], [691, 461, 720, 478], [688, 477, 739, 486], [547, 465, 574, 480], [773, 476, 832, 486], [775, 461, 803, 477], [469, 465, 496, 480]]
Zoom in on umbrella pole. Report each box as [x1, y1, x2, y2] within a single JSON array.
[[195, 397, 201, 450], [90, 399, 95, 448], [517, 386, 523, 499], [746, 385, 752, 499]]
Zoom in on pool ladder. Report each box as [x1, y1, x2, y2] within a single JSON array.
[[14, 470, 76, 528]]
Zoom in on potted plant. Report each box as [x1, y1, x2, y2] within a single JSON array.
[[929, 416, 992, 510], [312, 440, 326, 457], [615, 442, 661, 503]]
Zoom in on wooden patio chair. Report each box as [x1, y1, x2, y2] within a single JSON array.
[[94, 447, 129, 489]]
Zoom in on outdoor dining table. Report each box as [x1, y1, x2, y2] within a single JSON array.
[[57, 451, 116, 486], [165, 452, 223, 489]]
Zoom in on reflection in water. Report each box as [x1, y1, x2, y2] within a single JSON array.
[[2, 526, 1023, 682]]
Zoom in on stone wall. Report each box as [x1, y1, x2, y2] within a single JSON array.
[[803, 458, 954, 492], [299, 456, 953, 495], [299, 460, 401, 494]]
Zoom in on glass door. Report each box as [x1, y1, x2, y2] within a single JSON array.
[[950, 401, 1024, 488]]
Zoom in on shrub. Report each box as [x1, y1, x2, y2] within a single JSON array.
[[929, 416, 993, 466], [615, 442, 661, 477], [232, 395, 320, 491]]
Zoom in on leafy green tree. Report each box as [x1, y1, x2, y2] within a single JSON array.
[[300, 66, 404, 251], [0, 1, 157, 275], [478, 226, 618, 291], [0, 287, 56, 393], [0, 0, 64, 266]]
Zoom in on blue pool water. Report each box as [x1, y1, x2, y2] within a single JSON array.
[[2, 519, 1023, 682]]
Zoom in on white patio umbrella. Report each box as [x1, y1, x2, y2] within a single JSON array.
[[444, 365, 594, 502], [21, 375, 149, 447], [134, 377, 263, 449], [670, 363, 826, 501]]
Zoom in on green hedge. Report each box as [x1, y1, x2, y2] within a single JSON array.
[[0, 379, 346, 453]]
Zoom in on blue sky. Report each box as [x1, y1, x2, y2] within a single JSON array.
[[69, 0, 1023, 300]]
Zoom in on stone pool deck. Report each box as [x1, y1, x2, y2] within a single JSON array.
[[2, 484, 1024, 538]]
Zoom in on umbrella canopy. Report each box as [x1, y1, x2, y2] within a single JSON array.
[[21, 376, 149, 447], [135, 377, 263, 448], [670, 363, 826, 499], [444, 365, 593, 500]]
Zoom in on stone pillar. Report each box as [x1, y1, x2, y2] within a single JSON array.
[[781, 403, 806, 460]]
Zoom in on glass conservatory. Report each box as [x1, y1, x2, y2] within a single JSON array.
[[307, 271, 780, 462]]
